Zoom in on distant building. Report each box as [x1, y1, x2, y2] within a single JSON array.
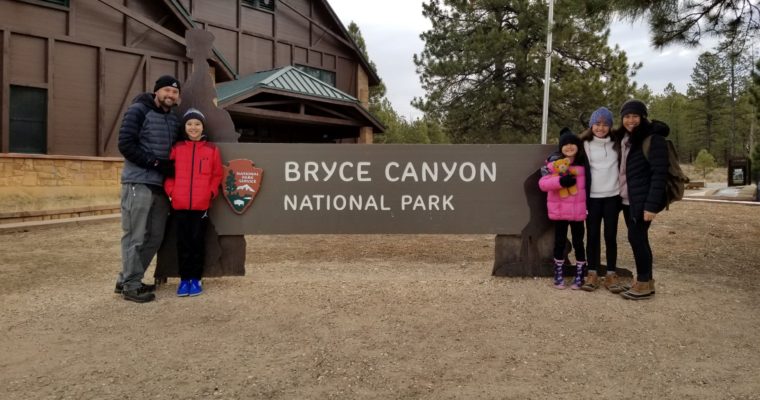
[[0, 0, 384, 209]]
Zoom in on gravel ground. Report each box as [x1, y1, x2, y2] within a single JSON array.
[[1, 200, 759, 399]]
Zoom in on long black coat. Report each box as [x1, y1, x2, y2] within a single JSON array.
[[615, 119, 670, 221]]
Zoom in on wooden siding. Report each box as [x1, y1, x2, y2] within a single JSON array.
[[52, 42, 98, 155], [336, 56, 355, 97], [276, 42, 291, 67], [151, 58, 182, 86], [103, 50, 144, 155], [125, 0, 188, 57], [0, 0, 191, 156], [239, 34, 273, 75], [207, 25, 238, 71], [308, 49, 322, 67], [323, 53, 335, 69], [194, 0, 238, 28], [1, 30, 7, 152], [1, 0, 374, 156], [9, 34, 46, 86], [76, 0, 124, 47], [293, 46, 307, 64], [240, 6, 273, 37], [184, 0, 364, 96], [0, 0, 67, 37], [276, 4, 310, 46]]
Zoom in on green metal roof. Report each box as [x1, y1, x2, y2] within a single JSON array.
[[216, 66, 358, 104]]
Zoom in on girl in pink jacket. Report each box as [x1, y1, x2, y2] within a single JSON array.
[[539, 129, 587, 289]]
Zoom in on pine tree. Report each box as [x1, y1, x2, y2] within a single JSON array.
[[346, 22, 387, 110], [718, 34, 754, 158], [347, 21, 450, 144], [604, 0, 760, 50], [649, 83, 690, 161], [687, 52, 731, 162], [413, 0, 636, 143], [750, 59, 760, 182], [225, 170, 236, 195]]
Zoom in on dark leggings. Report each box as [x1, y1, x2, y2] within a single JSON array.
[[175, 209, 209, 281], [553, 220, 586, 262], [586, 196, 621, 272], [622, 205, 653, 281]]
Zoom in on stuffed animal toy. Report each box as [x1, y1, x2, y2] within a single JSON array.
[[551, 158, 578, 198]]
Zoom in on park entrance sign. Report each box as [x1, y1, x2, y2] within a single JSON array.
[[209, 143, 555, 235], [157, 29, 556, 279]]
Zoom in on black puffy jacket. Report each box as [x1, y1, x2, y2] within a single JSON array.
[[118, 93, 179, 186], [616, 119, 670, 221]]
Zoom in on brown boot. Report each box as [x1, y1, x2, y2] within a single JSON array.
[[621, 279, 654, 300], [604, 273, 625, 294], [620, 278, 655, 294], [581, 272, 599, 292]]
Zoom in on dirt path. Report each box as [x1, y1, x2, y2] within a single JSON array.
[[1, 201, 759, 399]]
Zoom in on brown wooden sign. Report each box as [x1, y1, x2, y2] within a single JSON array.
[[208, 143, 555, 235]]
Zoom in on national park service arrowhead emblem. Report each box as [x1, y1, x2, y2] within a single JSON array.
[[222, 159, 263, 215]]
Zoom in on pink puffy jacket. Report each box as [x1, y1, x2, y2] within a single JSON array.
[[538, 162, 587, 221]]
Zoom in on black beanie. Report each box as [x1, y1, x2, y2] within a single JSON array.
[[154, 75, 181, 92], [620, 99, 647, 118], [558, 127, 580, 150]]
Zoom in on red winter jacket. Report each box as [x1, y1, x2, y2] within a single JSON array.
[[164, 139, 223, 210]]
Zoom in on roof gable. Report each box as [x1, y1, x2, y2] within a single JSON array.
[[217, 66, 357, 105], [162, 0, 380, 85], [314, 0, 381, 85], [217, 66, 384, 132]]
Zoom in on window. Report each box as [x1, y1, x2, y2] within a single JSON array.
[[39, 0, 69, 6], [242, 0, 274, 12], [295, 65, 336, 87], [19, 0, 69, 8], [9, 86, 47, 154]]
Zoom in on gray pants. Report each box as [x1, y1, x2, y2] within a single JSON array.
[[117, 183, 170, 291]]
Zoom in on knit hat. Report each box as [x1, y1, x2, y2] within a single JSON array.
[[558, 127, 581, 150], [589, 107, 613, 128], [154, 75, 181, 92], [620, 99, 647, 118], [182, 108, 206, 125]]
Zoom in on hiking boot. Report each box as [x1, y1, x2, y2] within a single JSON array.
[[177, 280, 191, 297], [581, 272, 599, 292], [621, 279, 655, 300], [114, 282, 156, 294], [188, 279, 203, 297], [620, 278, 655, 294], [603, 273, 625, 294], [122, 288, 156, 303]]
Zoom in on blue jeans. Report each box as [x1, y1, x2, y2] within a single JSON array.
[[117, 184, 170, 291]]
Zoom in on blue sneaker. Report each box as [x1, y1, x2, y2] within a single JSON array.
[[188, 279, 203, 297], [176, 280, 191, 297]]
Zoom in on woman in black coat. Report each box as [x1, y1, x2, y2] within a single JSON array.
[[613, 99, 669, 300]]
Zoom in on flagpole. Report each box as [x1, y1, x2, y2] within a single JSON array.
[[540, 0, 554, 144]]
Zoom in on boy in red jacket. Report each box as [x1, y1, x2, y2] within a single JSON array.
[[164, 108, 223, 297]]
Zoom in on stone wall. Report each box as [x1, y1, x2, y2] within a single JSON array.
[[0, 154, 123, 212]]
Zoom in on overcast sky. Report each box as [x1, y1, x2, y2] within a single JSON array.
[[327, 0, 718, 120]]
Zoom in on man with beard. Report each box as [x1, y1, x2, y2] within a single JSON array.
[[114, 75, 181, 303]]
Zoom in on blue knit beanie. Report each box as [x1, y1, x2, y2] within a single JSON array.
[[589, 107, 613, 128]]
